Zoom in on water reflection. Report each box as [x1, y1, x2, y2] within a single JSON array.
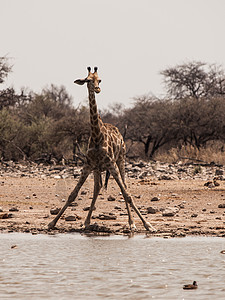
[[0, 233, 225, 299]]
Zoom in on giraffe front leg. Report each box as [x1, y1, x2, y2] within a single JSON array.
[[84, 171, 102, 227], [48, 165, 91, 230]]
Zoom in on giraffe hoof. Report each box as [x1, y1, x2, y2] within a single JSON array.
[[82, 224, 91, 231], [48, 221, 56, 230], [145, 222, 157, 232], [83, 221, 90, 228], [130, 223, 137, 231]]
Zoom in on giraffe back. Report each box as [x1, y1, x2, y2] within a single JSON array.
[[87, 122, 126, 170]]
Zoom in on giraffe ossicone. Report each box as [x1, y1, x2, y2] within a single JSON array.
[[48, 67, 156, 232]]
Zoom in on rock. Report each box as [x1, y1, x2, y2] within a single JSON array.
[[9, 207, 19, 212], [204, 181, 212, 186], [73, 173, 80, 179], [118, 199, 125, 202], [178, 203, 185, 209], [50, 207, 60, 215], [68, 202, 78, 207], [151, 196, 160, 202], [215, 169, 223, 176], [120, 212, 128, 216], [125, 163, 133, 171], [81, 191, 87, 195], [132, 166, 142, 173], [97, 213, 117, 220], [114, 206, 121, 210], [65, 216, 76, 221], [108, 195, 116, 201], [0, 207, 3, 212], [177, 232, 186, 237], [135, 161, 146, 168], [159, 175, 174, 180], [171, 193, 178, 197], [147, 207, 158, 214], [139, 171, 148, 179], [84, 223, 112, 233], [191, 213, 198, 218], [218, 204, 225, 208], [204, 181, 214, 188], [83, 206, 90, 211], [0, 213, 13, 219], [162, 207, 179, 217], [83, 206, 96, 211], [123, 228, 131, 234]]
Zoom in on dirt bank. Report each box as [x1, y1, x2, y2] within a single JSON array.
[[1, 163, 225, 237]]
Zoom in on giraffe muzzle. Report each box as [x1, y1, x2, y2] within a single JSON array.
[[95, 87, 101, 93]]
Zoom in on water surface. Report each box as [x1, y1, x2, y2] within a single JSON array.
[[0, 233, 225, 299]]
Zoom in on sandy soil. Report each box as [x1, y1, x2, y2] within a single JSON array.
[[1, 175, 225, 237]]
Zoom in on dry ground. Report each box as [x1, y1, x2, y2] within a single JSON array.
[[0, 176, 225, 237]]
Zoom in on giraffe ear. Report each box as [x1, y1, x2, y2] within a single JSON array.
[[74, 78, 88, 85]]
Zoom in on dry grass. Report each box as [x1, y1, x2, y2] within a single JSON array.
[[155, 142, 225, 165]]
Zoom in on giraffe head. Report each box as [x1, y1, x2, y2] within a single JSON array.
[[74, 67, 101, 93]]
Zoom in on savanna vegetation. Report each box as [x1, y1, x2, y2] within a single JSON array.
[[0, 57, 225, 164]]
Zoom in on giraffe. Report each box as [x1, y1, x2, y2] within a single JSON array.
[[48, 67, 156, 232]]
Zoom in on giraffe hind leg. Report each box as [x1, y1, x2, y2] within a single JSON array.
[[104, 159, 126, 190], [104, 170, 110, 189], [104, 154, 126, 190]]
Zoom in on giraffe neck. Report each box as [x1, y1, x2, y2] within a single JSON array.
[[87, 83, 104, 145]]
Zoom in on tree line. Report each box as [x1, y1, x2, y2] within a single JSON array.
[[0, 57, 225, 163]]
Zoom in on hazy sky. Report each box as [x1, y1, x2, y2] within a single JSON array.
[[1, 0, 225, 109]]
